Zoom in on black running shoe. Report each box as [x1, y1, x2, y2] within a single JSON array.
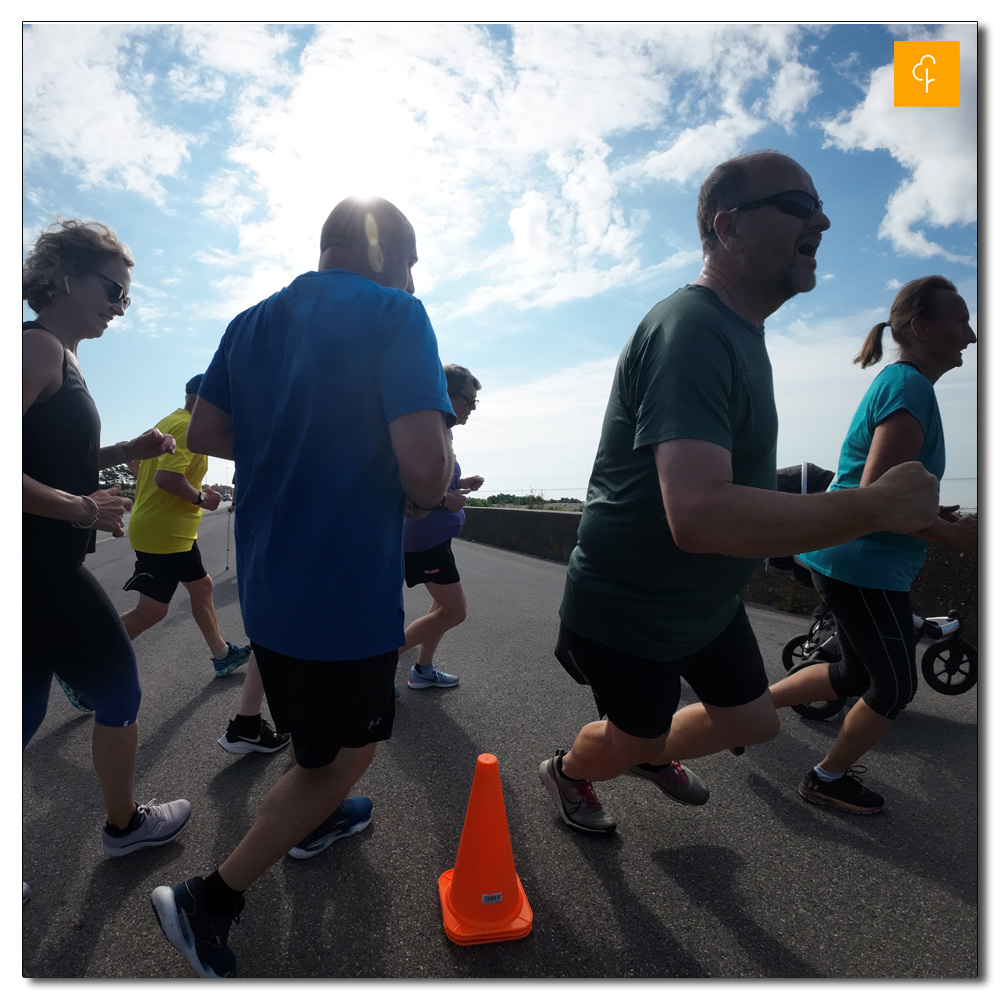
[[150, 877, 242, 978], [798, 766, 884, 815], [217, 718, 290, 755]]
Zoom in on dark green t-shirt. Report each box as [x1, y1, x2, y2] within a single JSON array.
[[560, 284, 778, 659]]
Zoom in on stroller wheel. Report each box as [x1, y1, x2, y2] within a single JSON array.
[[781, 634, 812, 671], [786, 659, 847, 721], [921, 639, 977, 695]]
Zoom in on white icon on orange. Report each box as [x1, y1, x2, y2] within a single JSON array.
[[912, 54, 936, 94]]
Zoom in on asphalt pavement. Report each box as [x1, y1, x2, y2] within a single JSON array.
[[22, 509, 978, 978]]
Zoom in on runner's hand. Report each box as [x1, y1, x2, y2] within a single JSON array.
[[947, 514, 978, 555], [89, 484, 132, 537], [869, 461, 939, 534], [938, 504, 961, 523], [128, 428, 176, 461], [201, 486, 222, 512], [459, 475, 484, 491], [443, 489, 471, 512]]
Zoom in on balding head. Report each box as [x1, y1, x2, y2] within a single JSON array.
[[317, 196, 417, 292], [321, 197, 413, 266], [696, 150, 803, 255]]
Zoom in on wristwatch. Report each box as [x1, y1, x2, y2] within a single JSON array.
[[192, 491, 204, 506]]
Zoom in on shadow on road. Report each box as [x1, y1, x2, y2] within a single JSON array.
[[652, 845, 821, 978]]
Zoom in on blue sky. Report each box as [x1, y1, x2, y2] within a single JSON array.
[[22, 20, 978, 506]]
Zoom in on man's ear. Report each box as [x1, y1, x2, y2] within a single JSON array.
[[713, 210, 741, 253]]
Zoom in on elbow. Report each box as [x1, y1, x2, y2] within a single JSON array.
[[186, 425, 209, 455], [667, 510, 712, 554]]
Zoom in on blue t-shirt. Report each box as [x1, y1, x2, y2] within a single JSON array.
[[199, 268, 454, 660], [800, 362, 945, 592], [402, 459, 465, 552]]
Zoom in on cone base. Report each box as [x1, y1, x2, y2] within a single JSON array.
[[438, 869, 533, 945]]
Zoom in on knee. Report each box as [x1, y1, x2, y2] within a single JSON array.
[[186, 575, 213, 601], [135, 601, 168, 627], [448, 604, 467, 626], [740, 706, 781, 746]]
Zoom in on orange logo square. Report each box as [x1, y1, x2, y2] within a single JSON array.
[[894, 41, 960, 107]]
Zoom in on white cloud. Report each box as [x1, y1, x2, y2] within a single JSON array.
[[22, 24, 192, 204], [455, 358, 617, 494], [178, 23, 829, 318], [819, 24, 977, 264]]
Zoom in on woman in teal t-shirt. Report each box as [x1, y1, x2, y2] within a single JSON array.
[[768, 275, 977, 815]]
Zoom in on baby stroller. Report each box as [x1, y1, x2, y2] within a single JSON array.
[[766, 463, 978, 721]]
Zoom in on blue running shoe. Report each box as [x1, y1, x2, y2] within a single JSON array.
[[55, 674, 93, 712], [151, 877, 241, 978], [407, 663, 459, 689], [287, 796, 373, 859], [212, 642, 251, 678]]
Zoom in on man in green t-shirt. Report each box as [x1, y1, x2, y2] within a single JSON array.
[[539, 151, 941, 834]]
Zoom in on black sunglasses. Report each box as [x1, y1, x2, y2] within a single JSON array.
[[76, 264, 131, 309], [729, 189, 823, 220]]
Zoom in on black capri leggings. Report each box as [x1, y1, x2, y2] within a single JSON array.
[[811, 570, 917, 721], [22, 563, 142, 747]]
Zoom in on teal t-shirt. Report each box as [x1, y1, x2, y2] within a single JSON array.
[[560, 284, 778, 660], [799, 361, 945, 591]]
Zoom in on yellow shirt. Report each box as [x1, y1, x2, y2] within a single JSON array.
[[127, 408, 208, 554]]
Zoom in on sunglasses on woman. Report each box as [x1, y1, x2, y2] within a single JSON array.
[[728, 190, 823, 219], [76, 264, 131, 309]]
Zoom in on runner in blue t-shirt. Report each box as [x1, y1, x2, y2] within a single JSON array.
[[400, 364, 484, 690], [769, 275, 977, 815], [150, 197, 456, 979]]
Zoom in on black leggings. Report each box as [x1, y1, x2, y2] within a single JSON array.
[[811, 570, 917, 721], [23, 563, 142, 746]]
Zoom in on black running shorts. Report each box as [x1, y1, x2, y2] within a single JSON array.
[[123, 541, 208, 604], [404, 538, 461, 588], [251, 642, 397, 768], [554, 602, 769, 739]]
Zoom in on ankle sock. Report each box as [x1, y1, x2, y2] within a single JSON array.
[[814, 765, 845, 782], [203, 870, 246, 917], [104, 803, 141, 837], [212, 643, 232, 660], [234, 713, 261, 736], [415, 662, 434, 675]]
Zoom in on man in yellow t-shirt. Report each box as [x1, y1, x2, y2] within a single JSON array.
[[120, 375, 288, 755]]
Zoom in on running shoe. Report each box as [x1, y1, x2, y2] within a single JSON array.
[[539, 750, 616, 834], [102, 798, 192, 857], [212, 642, 252, 678], [150, 877, 241, 978], [626, 760, 710, 805], [55, 674, 94, 713], [287, 796, 374, 859], [798, 766, 884, 815], [217, 717, 290, 755], [407, 663, 459, 689], [394, 683, 401, 700]]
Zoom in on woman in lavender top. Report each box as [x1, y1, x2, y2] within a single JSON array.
[[400, 364, 484, 690]]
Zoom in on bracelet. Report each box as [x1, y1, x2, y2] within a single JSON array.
[[71, 495, 100, 529], [113, 440, 129, 464], [410, 496, 447, 512]]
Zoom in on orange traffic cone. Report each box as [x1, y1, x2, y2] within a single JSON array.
[[438, 753, 533, 945]]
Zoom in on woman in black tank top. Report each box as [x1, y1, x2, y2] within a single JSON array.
[[23, 220, 192, 878]]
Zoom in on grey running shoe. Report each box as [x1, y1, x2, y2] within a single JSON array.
[[102, 798, 192, 857], [288, 796, 373, 859], [151, 877, 240, 978], [212, 642, 251, 678], [539, 751, 616, 833], [798, 767, 884, 815], [627, 760, 710, 805], [217, 717, 290, 755], [408, 663, 459, 689]]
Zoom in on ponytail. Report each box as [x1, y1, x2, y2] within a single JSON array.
[[854, 322, 888, 369]]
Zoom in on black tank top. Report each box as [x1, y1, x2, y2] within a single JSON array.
[[22, 321, 101, 568]]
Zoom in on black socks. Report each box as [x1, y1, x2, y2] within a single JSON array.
[[202, 870, 246, 917]]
